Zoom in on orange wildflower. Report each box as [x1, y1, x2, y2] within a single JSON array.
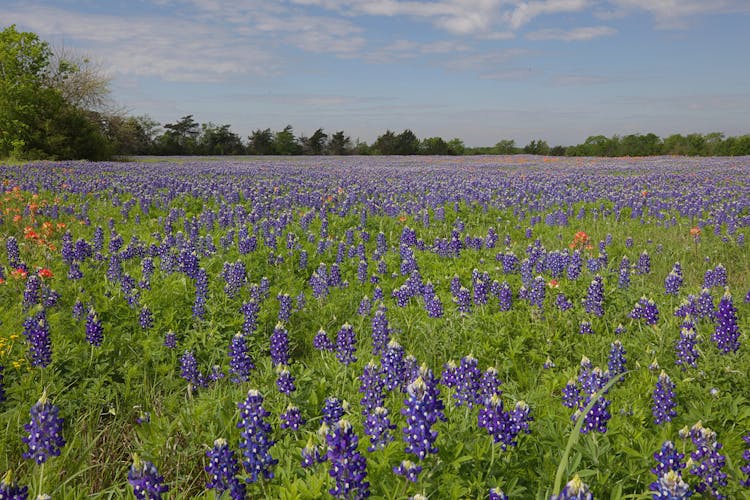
[[689, 226, 701, 237], [38, 268, 54, 279]]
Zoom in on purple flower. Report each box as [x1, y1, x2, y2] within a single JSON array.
[[453, 354, 481, 407], [555, 293, 573, 311], [277, 293, 292, 322], [712, 289, 741, 353], [139, 306, 153, 331], [618, 255, 631, 289], [393, 460, 422, 482], [128, 455, 169, 499], [650, 470, 692, 499], [22, 393, 65, 464], [740, 432, 750, 487], [313, 328, 335, 352], [607, 340, 626, 380], [363, 406, 395, 451], [583, 275, 604, 317], [562, 379, 580, 409], [688, 422, 727, 498], [371, 306, 390, 355], [163, 331, 177, 349], [578, 321, 594, 335], [326, 419, 370, 499], [270, 322, 290, 365], [0, 470, 28, 499], [180, 350, 206, 389], [664, 268, 683, 295], [237, 389, 277, 482], [550, 475, 593, 500], [359, 361, 385, 415], [193, 268, 209, 319], [651, 441, 686, 476], [402, 374, 443, 460], [301, 437, 326, 468], [629, 296, 660, 325], [357, 295, 372, 316], [22, 311, 52, 368], [528, 275, 546, 309], [489, 487, 508, 500], [275, 367, 296, 395], [85, 308, 104, 347], [652, 371, 677, 425], [636, 250, 651, 275], [205, 438, 245, 500], [280, 405, 306, 431], [497, 281, 513, 311], [675, 327, 699, 370], [322, 397, 346, 425], [335, 323, 357, 366], [227, 333, 253, 383], [454, 286, 472, 314]]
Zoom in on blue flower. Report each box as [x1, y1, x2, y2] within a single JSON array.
[[22, 393, 65, 465], [237, 389, 277, 483], [326, 419, 370, 499], [128, 455, 169, 499], [0, 470, 28, 500], [205, 438, 245, 500], [652, 371, 677, 425]]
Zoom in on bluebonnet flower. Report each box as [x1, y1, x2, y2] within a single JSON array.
[[85, 308, 104, 347], [740, 432, 750, 487], [240, 300, 260, 335], [479, 367, 503, 402], [163, 331, 177, 349], [579, 321, 594, 335], [359, 361, 385, 415], [528, 276, 546, 309], [22, 275, 41, 309], [652, 371, 677, 425], [301, 437, 326, 468], [326, 419, 370, 499], [237, 389, 277, 482], [205, 438, 245, 500], [441, 360, 458, 388], [270, 322, 290, 365], [0, 470, 28, 499], [543, 357, 556, 369], [71, 300, 85, 320], [357, 296, 372, 316], [336, 323, 357, 366], [68, 262, 83, 280], [497, 281, 513, 311], [371, 306, 390, 355], [489, 487, 508, 500], [280, 405, 306, 431], [193, 268, 209, 319], [712, 289, 741, 353], [277, 293, 292, 322], [276, 367, 296, 395], [393, 460, 422, 482], [322, 397, 346, 425], [227, 333, 253, 383], [696, 289, 715, 320], [473, 277, 488, 306], [453, 354, 481, 407], [567, 250, 582, 281], [608, 341, 626, 380], [139, 306, 153, 331], [22, 393, 65, 464], [688, 422, 727, 498], [222, 261, 246, 298], [363, 406, 395, 451], [550, 475, 593, 500], [675, 327, 699, 370], [454, 286, 472, 314], [651, 441, 686, 476], [313, 328, 335, 352], [615, 324, 626, 335], [650, 470, 692, 499], [636, 250, 651, 274], [583, 275, 604, 317], [22, 311, 52, 368], [381, 339, 405, 391], [555, 293, 573, 311], [128, 455, 168, 499], [664, 264, 683, 295], [478, 394, 515, 450], [402, 373, 443, 460], [703, 264, 727, 289], [562, 380, 580, 409], [629, 297, 660, 325], [180, 350, 206, 389], [618, 255, 631, 289], [424, 292, 443, 318]]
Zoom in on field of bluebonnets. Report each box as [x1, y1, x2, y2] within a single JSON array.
[[1, 155, 750, 499]]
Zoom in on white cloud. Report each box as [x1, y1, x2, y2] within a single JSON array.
[[526, 26, 617, 41], [610, 0, 750, 29]]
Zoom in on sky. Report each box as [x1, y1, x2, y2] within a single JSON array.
[[4, 0, 750, 146]]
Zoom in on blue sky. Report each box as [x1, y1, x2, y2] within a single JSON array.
[[5, 0, 750, 146]]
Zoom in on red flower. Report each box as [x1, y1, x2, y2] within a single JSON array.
[[38, 268, 54, 279]]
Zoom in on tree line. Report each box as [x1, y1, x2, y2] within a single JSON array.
[[2, 25, 749, 161]]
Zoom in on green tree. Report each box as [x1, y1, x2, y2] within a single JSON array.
[[273, 125, 301, 155], [523, 139, 550, 155], [420, 136, 451, 155], [198, 123, 244, 155], [301, 128, 328, 155], [495, 139, 517, 154], [395, 129, 420, 155], [327, 131, 352, 155], [0, 25, 55, 156], [248, 128, 274, 155], [372, 130, 398, 155], [447, 138, 465, 155]]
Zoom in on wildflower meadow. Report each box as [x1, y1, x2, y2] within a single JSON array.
[[1, 155, 749, 499]]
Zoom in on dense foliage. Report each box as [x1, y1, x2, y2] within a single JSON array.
[[1, 156, 749, 498]]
